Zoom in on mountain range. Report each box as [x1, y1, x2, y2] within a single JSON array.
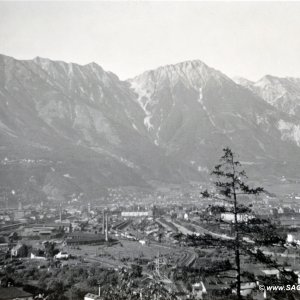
[[1, 54, 300, 202]]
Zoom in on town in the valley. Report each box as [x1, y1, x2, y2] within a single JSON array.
[[1, 178, 300, 300]]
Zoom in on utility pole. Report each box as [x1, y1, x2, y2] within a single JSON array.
[[155, 251, 160, 276], [5, 190, 8, 210], [59, 203, 62, 222], [102, 211, 105, 234]]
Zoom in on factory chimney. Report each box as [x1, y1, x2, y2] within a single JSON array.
[[105, 213, 108, 242]]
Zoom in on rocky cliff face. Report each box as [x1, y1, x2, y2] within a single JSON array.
[[129, 61, 300, 177]]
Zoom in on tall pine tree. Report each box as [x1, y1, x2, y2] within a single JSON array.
[[211, 147, 263, 299]]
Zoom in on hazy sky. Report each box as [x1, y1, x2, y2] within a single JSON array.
[[1, 1, 300, 80]]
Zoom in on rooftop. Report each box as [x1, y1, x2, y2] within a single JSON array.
[[84, 293, 102, 300]]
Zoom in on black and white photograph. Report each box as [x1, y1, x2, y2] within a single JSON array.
[[1, 1, 300, 299]]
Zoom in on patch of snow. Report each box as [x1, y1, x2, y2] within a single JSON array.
[[197, 166, 209, 173], [155, 125, 161, 145], [198, 87, 203, 103], [144, 115, 154, 130], [98, 86, 104, 98], [198, 88, 217, 127], [256, 115, 268, 126], [63, 174, 74, 179], [68, 63, 73, 76], [130, 81, 154, 131], [132, 123, 138, 131], [278, 119, 300, 146], [119, 157, 136, 169]]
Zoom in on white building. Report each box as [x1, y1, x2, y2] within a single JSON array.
[[192, 282, 207, 299], [221, 212, 253, 223], [287, 234, 294, 243], [55, 251, 69, 259], [262, 269, 280, 279], [121, 211, 152, 218], [240, 282, 256, 297], [84, 293, 102, 300], [11, 244, 26, 257], [30, 253, 46, 260], [286, 233, 300, 245]]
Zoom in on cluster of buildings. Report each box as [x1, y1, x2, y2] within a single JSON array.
[[1, 182, 300, 299]]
